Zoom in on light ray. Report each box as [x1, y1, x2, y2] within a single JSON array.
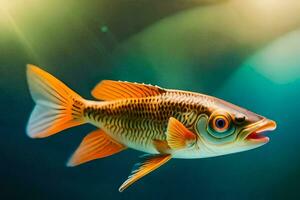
[[0, 6, 38, 61], [247, 30, 300, 84]]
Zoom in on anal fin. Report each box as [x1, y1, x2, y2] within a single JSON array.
[[119, 154, 171, 192], [67, 129, 126, 167]]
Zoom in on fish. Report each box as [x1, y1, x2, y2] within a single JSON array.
[[26, 64, 277, 192]]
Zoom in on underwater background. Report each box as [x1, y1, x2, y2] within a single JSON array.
[[1, 0, 300, 199]]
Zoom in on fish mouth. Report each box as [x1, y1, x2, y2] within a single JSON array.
[[243, 119, 277, 143]]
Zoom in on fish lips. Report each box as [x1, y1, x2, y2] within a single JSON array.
[[242, 119, 277, 144]]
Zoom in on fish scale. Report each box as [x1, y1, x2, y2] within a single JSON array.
[[83, 91, 212, 152]]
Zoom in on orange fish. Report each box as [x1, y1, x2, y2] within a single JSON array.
[[26, 65, 276, 192]]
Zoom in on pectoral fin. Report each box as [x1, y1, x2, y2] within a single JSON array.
[[67, 129, 126, 167], [153, 139, 171, 153], [119, 154, 171, 192], [166, 117, 196, 150]]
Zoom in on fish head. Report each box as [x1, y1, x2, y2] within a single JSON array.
[[195, 98, 277, 157]]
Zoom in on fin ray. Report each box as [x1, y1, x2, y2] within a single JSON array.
[[27, 64, 86, 138], [67, 129, 126, 167], [91, 80, 166, 101], [118, 154, 171, 192], [166, 117, 196, 150]]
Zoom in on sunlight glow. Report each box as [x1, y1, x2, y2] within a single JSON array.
[[0, 0, 16, 11], [0, 0, 20, 22], [0, 1, 38, 60], [247, 30, 300, 84], [0, 1, 13, 25]]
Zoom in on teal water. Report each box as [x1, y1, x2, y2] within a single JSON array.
[[1, 1, 300, 199]]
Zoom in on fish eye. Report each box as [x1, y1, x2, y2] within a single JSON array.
[[210, 114, 230, 133], [215, 117, 227, 128], [212, 115, 230, 132], [206, 111, 236, 139]]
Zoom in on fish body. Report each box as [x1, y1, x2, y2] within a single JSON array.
[[85, 90, 212, 158], [26, 65, 277, 191]]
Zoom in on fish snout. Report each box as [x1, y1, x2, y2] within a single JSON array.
[[243, 118, 277, 144]]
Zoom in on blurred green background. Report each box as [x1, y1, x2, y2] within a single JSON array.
[[1, 0, 300, 199]]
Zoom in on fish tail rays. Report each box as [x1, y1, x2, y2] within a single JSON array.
[[26, 64, 87, 138]]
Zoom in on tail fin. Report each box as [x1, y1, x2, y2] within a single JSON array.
[[26, 64, 86, 138]]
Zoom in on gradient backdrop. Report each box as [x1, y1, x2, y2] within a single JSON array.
[[1, 0, 300, 199]]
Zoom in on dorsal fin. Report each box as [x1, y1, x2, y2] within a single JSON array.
[[91, 80, 166, 101]]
